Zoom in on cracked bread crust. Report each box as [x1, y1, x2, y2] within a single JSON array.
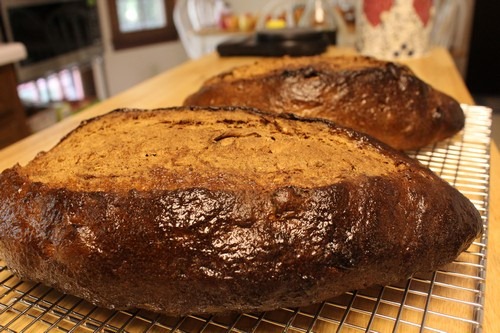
[[0, 107, 481, 315], [184, 56, 465, 150]]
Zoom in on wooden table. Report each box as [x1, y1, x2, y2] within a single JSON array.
[[0, 47, 497, 332]]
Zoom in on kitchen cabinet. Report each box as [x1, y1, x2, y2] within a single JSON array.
[[0, 43, 29, 149]]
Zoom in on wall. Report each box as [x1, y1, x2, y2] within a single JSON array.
[[227, 0, 269, 14], [96, 1, 189, 97], [95, 0, 270, 97]]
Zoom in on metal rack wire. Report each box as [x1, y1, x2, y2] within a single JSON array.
[[0, 105, 491, 333]]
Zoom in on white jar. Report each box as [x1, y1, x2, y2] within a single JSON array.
[[355, 0, 436, 59]]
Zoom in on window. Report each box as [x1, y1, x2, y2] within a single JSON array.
[[107, 0, 177, 50], [116, 0, 166, 32]]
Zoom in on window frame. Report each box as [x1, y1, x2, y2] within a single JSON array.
[[107, 0, 178, 50]]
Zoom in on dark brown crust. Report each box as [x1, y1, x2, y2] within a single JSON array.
[[184, 56, 465, 150], [0, 107, 481, 316]]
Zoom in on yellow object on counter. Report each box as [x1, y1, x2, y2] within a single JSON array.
[[265, 18, 287, 29]]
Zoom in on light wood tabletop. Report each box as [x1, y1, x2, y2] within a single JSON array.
[[0, 47, 497, 332]]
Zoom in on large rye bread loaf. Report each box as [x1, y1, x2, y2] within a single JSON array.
[[0, 107, 481, 316]]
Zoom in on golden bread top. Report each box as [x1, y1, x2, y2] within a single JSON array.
[[21, 108, 407, 192], [210, 55, 391, 82]]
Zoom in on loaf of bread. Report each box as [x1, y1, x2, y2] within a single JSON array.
[[184, 56, 464, 150], [0, 107, 481, 316]]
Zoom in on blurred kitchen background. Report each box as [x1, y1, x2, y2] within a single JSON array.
[[0, 0, 498, 149]]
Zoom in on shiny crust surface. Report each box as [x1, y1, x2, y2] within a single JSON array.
[[184, 56, 465, 150], [0, 107, 481, 315]]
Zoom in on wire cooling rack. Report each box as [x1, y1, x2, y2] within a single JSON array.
[[0, 105, 491, 333]]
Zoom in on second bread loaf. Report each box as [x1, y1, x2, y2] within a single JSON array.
[[184, 55, 464, 150]]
